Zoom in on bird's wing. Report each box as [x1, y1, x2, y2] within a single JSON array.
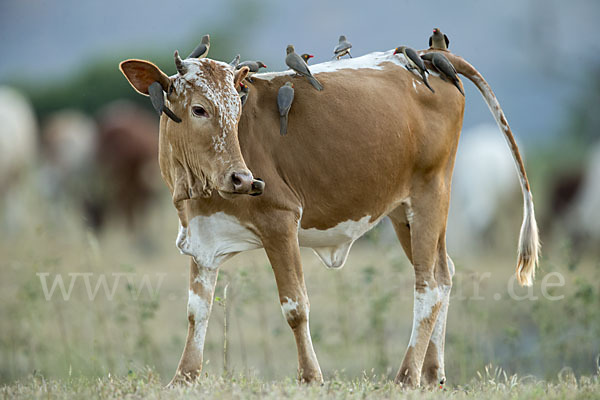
[[334, 42, 352, 53], [444, 34, 450, 48], [238, 61, 258, 72], [188, 44, 208, 59], [428, 36, 433, 47], [277, 87, 294, 113], [288, 55, 311, 75], [405, 47, 425, 70]]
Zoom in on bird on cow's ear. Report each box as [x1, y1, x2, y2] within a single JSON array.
[[119, 58, 182, 123], [187, 34, 210, 59]]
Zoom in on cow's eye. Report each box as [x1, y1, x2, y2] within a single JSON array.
[[192, 106, 209, 118]]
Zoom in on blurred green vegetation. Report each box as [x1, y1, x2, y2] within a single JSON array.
[[10, 0, 266, 121]]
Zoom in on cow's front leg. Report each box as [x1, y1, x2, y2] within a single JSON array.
[[169, 258, 218, 385], [261, 215, 323, 383]]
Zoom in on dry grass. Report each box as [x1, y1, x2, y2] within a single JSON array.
[[1, 176, 600, 395]]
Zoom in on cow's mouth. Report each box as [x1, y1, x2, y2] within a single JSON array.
[[217, 178, 265, 199]]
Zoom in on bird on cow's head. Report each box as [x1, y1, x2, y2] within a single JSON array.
[[119, 47, 265, 224]]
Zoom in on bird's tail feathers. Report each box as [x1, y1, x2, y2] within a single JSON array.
[[308, 76, 323, 91], [280, 115, 288, 136]]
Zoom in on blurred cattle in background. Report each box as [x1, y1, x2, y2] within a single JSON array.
[[38, 102, 160, 232], [39, 110, 97, 202], [92, 100, 160, 231], [563, 142, 600, 254], [0, 87, 37, 230], [0, 87, 37, 193], [447, 124, 519, 255]]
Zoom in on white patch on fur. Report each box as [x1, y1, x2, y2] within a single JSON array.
[[298, 215, 379, 269], [429, 284, 451, 381], [280, 296, 300, 321], [187, 289, 210, 348], [412, 80, 417, 92], [254, 50, 410, 81], [176, 213, 262, 269], [172, 59, 241, 153], [193, 269, 216, 291], [408, 285, 441, 348]]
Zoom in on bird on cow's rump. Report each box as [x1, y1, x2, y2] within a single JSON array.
[[187, 34, 210, 59], [301, 53, 314, 64], [277, 82, 295, 136], [421, 52, 464, 96], [333, 35, 352, 59], [286, 44, 323, 91], [394, 46, 435, 93], [429, 27, 449, 50], [236, 60, 267, 83]]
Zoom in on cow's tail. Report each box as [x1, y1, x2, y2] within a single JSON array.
[[444, 52, 541, 286]]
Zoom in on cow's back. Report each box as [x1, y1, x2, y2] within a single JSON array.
[[239, 51, 465, 230]]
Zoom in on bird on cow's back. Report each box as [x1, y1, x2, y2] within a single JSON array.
[[333, 35, 352, 59], [421, 52, 464, 96], [394, 46, 435, 93], [236, 60, 267, 83], [286, 45, 323, 91], [429, 28, 449, 50], [277, 82, 295, 136], [301, 53, 314, 64]]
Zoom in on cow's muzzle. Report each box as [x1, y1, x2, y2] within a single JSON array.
[[226, 171, 264, 196]]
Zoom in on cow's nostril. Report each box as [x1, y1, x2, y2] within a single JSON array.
[[231, 173, 242, 187]]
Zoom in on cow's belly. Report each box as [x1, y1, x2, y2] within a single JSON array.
[[298, 215, 380, 269], [176, 212, 380, 269]]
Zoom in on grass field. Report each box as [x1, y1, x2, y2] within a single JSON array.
[[1, 177, 600, 398], [2, 366, 599, 399]]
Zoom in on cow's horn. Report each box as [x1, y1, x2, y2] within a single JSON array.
[[174, 50, 186, 75]]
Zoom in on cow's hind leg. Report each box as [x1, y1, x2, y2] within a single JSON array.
[[389, 184, 450, 388], [420, 253, 454, 387], [169, 259, 219, 385], [261, 213, 323, 383]]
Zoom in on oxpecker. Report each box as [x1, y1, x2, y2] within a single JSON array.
[[333, 35, 352, 59], [239, 82, 249, 106], [237, 60, 267, 82], [301, 54, 314, 64], [421, 52, 464, 96], [188, 34, 211, 58], [394, 46, 435, 93], [429, 28, 449, 50], [286, 45, 323, 91], [148, 81, 181, 123], [277, 82, 295, 136]]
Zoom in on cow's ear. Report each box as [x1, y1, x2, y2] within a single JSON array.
[[119, 59, 170, 95], [233, 66, 249, 88]]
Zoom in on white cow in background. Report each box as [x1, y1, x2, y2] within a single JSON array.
[[447, 124, 519, 255], [0, 87, 37, 193], [0, 87, 37, 231], [568, 141, 600, 248]]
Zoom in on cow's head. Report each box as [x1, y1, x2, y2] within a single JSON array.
[[119, 52, 264, 206]]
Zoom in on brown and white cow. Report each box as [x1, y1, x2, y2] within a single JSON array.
[[120, 46, 539, 387]]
